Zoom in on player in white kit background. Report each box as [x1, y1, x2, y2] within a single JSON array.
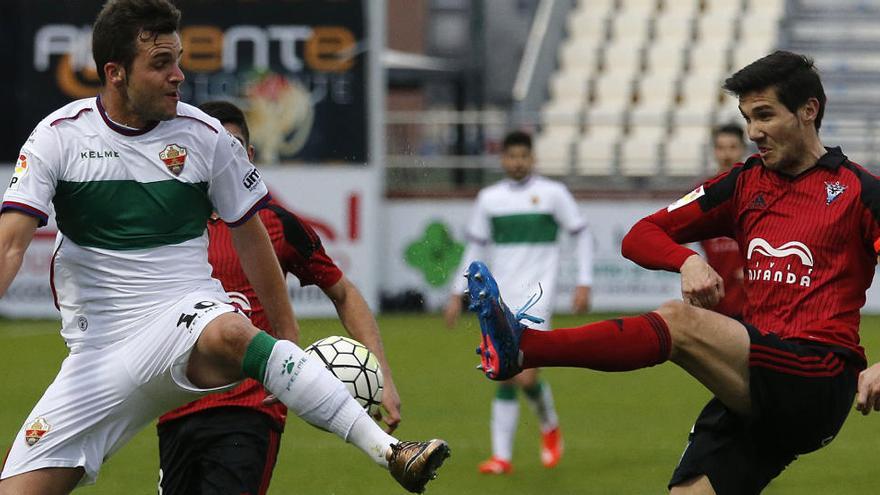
[[444, 130, 594, 474], [0, 1, 447, 494]]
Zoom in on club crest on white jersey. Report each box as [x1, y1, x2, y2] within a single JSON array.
[[159, 144, 187, 176]]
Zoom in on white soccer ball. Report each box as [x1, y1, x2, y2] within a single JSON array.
[[304, 336, 383, 415]]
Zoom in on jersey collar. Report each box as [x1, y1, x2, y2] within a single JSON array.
[[816, 146, 847, 169], [96, 95, 159, 136]]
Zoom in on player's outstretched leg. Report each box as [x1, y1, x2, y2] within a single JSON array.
[[237, 331, 450, 493], [466, 261, 526, 380], [387, 439, 452, 493]]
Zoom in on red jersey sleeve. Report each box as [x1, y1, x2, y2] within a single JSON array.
[[622, 162, 747, 272], [263, 204, 343, 289]]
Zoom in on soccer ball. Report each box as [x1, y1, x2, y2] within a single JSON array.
[[304, 336, 383, 414]]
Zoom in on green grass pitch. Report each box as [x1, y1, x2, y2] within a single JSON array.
[[2, 313, 880, 494]]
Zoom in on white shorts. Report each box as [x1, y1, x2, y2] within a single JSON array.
[[1, 292, 243, 486]]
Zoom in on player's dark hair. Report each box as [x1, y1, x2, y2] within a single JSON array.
[[199, 101, 250, 145], [723, 50, 826, 130], [502, 130, 532, 151], [92, 0, 181, 85], [712, 123, 745, 144]]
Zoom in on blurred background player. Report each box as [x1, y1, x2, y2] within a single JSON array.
[[444, 130, 593, 474], [156, 101, 403, 495], [698, 123, 748, 318]]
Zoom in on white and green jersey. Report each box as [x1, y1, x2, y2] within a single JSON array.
[[3, 97, 269, 350], [452, 175, 593, 327]]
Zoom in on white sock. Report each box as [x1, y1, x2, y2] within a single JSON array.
[[347, 413, 397, 468], [525, 382, 560, 432], [262, 340, 397, 466], [491, 398, 519, 461]]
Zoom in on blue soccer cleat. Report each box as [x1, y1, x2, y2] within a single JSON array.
[[465, 261, 544, 381]]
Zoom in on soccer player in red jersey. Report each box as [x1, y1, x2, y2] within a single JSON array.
[[156, 101, 403, 495], [698, 124, 748, 318], [466, 51, 877, 494]]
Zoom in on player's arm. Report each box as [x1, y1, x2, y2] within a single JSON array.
[[230, 215, 299, 342], [571, 226, 593, 313], [323, 276, 402, 432], [0, 211, 39, 297], [556, 185, 594, 313], [622, 170, 740, 308], [856, 362, 880, 415]]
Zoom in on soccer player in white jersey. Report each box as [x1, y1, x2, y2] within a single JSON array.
[[0, 1, 447, 493], [444, 130, 593, 474]]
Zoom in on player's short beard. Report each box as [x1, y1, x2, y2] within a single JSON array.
[[126, 85, 175, 124]]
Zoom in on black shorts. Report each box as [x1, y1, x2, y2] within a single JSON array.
[[158, 407, 282, 495], [669, 324, 858, 495]]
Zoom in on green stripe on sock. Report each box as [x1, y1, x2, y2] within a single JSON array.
[[523, 380, 544, 400], [495, 384, 517, 400], [242, 331, 277, 382]]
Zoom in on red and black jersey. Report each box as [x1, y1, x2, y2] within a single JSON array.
[[700, 236, 746, 318], [159, 200, 343, 428], [623, 148, 880, 367]]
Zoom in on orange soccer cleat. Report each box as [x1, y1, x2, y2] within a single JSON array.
[[540, 427, 563, 468], [477, 456, 513, 475]]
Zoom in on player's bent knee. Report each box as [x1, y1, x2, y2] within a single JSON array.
[[654, 301, 705, 352], [189, 314, 260, 388], [199, 313, 260, 358]]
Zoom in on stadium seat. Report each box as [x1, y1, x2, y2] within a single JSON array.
[[662, 0, 699, 16], [574, 0, 615, 14], [576, 126, 620, 176], [559, 39, 601, 71], [702, 0, 743, 16], [589, 72, 636, 116], [601, 40, 644, 76], [620, 126, 666, 176], [644, 39, 688, 77], [732, 40, 775, 71], [739, 13, 780, 42], [549, 71, 592, 103], [678, 73, 723, 112], [695, 15, 738, 47], [566, 10, 609, 41], [618, 0, 659, 11], [542, 99, 584, 128], [609, 12, 651, 44], [665, 133, 708, 177], [745, 0, 785, 17], [652, 13, 695, 44], [688, 40, 732, 78], [631, 73, 678, 125], [534, 127, 577, 176]]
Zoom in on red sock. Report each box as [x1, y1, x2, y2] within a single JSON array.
[[520, 312, 671, 371]]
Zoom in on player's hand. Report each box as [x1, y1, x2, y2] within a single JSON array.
[[572, 285, 591, 314], [856, 363, 880, 415], [444, 295, 463, 329], [262, 393, 280, 406], [376, 373, 402, 433], [679, 254, 724, 309]]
